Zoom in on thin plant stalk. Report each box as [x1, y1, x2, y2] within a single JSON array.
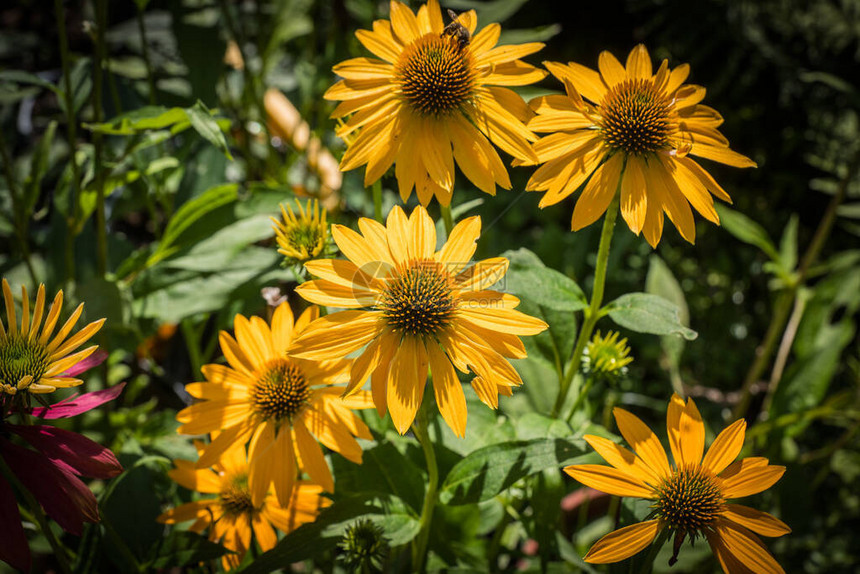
[[636, 529, 669, 574], [440, 203, 454, 236], [92, 0, 110, 277], [553, 192, 620, 418], [372, 180, 383, 223], [135, 5, 157, 105], [411, 402, 439, 573], [54, 0, 81, 286], [733, 147, 860, 419]]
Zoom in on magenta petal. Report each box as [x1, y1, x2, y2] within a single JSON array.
[[9, 425, 122, 479], [0, 439, 99, 535], [31, 382, 125, 420], [0, 471, 30, 572], [62, 349, 109, 377]]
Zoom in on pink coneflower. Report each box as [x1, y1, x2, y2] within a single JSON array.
[[0, 383, 124, 571]]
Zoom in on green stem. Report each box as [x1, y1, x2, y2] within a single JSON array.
[[440, 203, 454, 237], [181, 319, 204, 378], [0, 456, 73, 574], [733, 147, 860, 419], [135, 6, 157, 105], [552, 192, 619, 418], [372, 180, 383, 222], [0, 128, 38, 285], [411, 403, 439, 573], [636, 529, 669, 574], [92, 0, 109, 277], [55, 0, 80, 287]]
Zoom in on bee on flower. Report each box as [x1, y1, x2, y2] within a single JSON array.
[[325, 0, 546, 206]]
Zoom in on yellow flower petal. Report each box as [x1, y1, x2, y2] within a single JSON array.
[[584, 519, 660, 564], [564, 464, 654, 498], [613, 407, 671, 478], [387, 336, 428, 435], [712, 517, 785, 574], [583, 434, 661, 487], [721, 504, 791, 538], [702, 419, 746, 475]]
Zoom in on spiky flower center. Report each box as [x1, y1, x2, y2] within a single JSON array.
[[395, 33, 475, 116], [0, 336, 49, 391], [251, 358, 311, 421], [654, 465, 723, 534], [219, 474, 256, 516], [601, 79, 672, 154], [288, 223, 324, 256], [380, 261, 455, 336]]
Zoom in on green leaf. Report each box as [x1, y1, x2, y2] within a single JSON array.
[[606, 293, 698, 340], [503, 248, 587, 312], [0, 70, 61, 95], [715, 204, 780, 261], [779, 215, 799, 273], [645, 256, 690, 370], [85, 106, 190, 135], [331, 441, 426, 513], [439, 438, 589, 505], [147, 183, 239, 267], [240, 495, 417, 574], [24, 120, 57, 214], [143, 532, 230, 570], [185, 101, 233, 160]]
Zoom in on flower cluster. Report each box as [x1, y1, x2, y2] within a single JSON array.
[[162, 2, 787, 573]]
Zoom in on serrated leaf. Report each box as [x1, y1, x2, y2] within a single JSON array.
[[607, 293, 698, 340], [439, 438, 589, 505]]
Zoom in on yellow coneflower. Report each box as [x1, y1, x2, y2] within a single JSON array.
[[290, 205, 548, 436], [0, 279, 104, 398], [566, 394, 789, 573], [175, 302, 373, 508], [158, 440, 330, 571], [271, 199, 329, 264], [525, 45, 756, 246], [325, 0, 545, 206]]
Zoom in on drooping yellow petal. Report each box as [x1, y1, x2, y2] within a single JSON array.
[[427, 342, 466, 438], [387, 337, 428, 435], [584, 519, 660, 564], [712, 518, 785, 574], [294, 419, 334, 492]]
